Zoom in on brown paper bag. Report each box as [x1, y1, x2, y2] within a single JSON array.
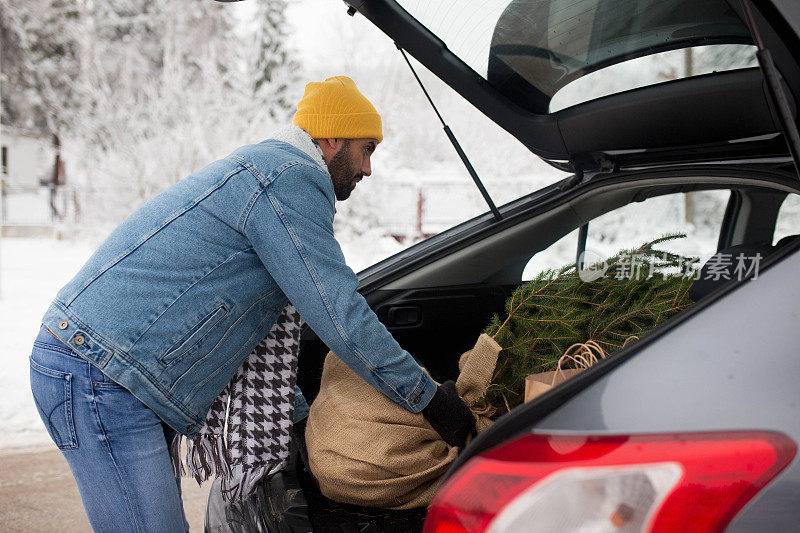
[[524, 368, 584, 402], [523, 340, 610, 402]]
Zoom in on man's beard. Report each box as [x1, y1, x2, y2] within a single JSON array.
[[328, 140, 362, 201]]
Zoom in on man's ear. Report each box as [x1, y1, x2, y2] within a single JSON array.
[[316, 138, 343, 163], [317, 138, 343, 150]]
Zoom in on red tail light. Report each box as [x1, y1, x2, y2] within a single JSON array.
[[424, 431, 796, 533]]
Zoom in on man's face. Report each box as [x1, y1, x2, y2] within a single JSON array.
[[327, 138, 377, 201]]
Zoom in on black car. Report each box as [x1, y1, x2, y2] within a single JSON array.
[[207, 0, 800, 531]]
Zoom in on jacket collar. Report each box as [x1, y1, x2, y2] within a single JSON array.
[[269, 125, 327, 171]]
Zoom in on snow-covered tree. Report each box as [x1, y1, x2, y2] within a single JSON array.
[[0, 0, 82, 134], [71, 2, 238, 209], [16, 0, 298, 223], [3, 0, 302, 224], [251, 0, 299, 121]]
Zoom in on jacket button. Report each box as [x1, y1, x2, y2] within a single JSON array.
[[74, 335, 85, 345], [187, 424, 194, 432], [58, 321, 68, 330], [412, 395, 421, 405]]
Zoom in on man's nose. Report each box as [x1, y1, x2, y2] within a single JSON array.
[[362, 157, 372, 177]]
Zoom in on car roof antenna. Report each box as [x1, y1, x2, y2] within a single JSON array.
[[397, 45, 503, 221], [741, 0, 800, 177]]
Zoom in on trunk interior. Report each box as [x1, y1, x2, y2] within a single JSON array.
[[260, 167, 800, 533], [297, 284, 512, 401], [297, 167, 800, 406]]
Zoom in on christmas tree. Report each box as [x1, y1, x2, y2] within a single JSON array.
[[484, 234, 695, 414]]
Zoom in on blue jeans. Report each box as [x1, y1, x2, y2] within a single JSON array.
[[29, 325, 190, 532]]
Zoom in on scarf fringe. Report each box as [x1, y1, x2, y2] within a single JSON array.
[[169, 431, 184, 478], [170, 433, 233, 486], [170, 433, 288, 502]]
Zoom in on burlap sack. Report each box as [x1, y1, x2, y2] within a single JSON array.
[[305, 333, 501, 510]]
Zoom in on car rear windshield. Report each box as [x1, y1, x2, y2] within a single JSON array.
[[396, 0, 754, 113]]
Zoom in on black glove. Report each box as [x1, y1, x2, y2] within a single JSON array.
[[422, 380, 476, 448]]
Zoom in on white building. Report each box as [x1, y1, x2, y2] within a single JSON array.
[[0, 124, 68, 236], [1, 125, 56, 188]]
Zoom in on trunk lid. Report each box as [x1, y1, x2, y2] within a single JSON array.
[[345, 0, 800, 172]]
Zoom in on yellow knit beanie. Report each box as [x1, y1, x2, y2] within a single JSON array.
[[293, 76, 383, 143]]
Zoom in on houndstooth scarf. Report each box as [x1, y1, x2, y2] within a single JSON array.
[[170, 302, 303, 501]]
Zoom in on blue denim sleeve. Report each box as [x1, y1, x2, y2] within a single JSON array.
[[293, 386, 309, 422], [243, 162, 437, 413]]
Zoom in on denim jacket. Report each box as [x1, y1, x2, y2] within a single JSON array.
[[42, 130, 437, 436]]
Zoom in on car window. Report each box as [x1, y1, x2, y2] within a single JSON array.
[[522, 228, 580, 280], [585, 190, 730, 265], [773, 193, 800, 246], [549, 44, 757, 112], [396, 0, 753, 114], [521, 190, 730, 281]]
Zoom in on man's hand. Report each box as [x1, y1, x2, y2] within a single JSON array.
[[422, 380, 476, 448]]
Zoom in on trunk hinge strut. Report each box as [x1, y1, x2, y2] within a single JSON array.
[[742, 0, 800, 176], [397, 45, 503, 221]]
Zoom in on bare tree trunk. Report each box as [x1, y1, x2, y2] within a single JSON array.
[[416, 187, 424, 238], [683, 47, 693, 79]]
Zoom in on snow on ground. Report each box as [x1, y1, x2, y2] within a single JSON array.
[[0, 238, 96, 450]]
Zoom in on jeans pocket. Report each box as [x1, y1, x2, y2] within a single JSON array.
[[30, 357, 78, 450]]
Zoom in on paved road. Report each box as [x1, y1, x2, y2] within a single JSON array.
[[0, 444, 211, 532]]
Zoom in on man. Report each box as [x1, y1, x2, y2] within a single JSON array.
[[29, 76, 475, 531]]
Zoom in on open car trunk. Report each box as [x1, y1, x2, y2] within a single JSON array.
[[278, 167, 800, 530]]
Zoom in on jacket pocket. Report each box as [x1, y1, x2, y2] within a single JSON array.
[[29, 358, 78, 450], [159, 303, 230, 367]]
